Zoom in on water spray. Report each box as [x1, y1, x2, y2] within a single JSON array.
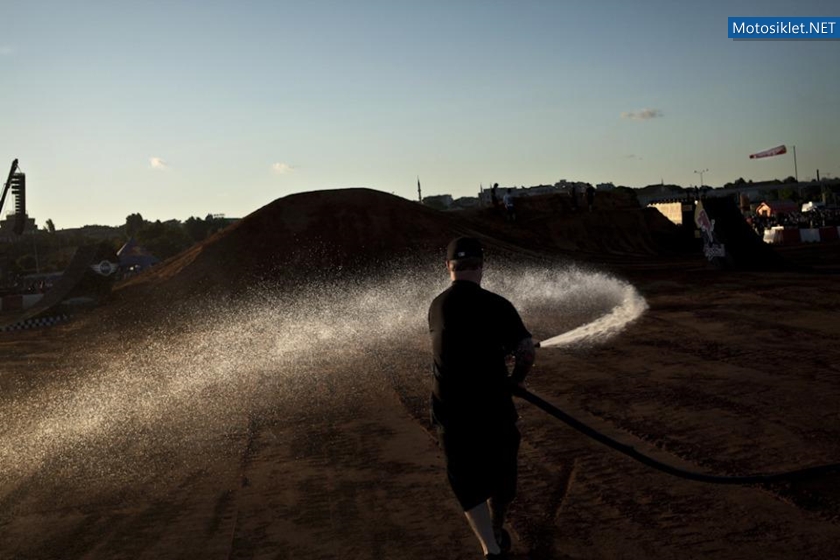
[[495, 269, 840, 484], [5, 263, 635, 495]]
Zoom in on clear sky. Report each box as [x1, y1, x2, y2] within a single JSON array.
[[1, 0, 838, 228]]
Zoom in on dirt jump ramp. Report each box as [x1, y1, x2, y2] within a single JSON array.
[[0, 243, 118, 330], [695, 197, 789, 271]]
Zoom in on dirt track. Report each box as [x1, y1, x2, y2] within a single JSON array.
[[2, 191, 840, 559]]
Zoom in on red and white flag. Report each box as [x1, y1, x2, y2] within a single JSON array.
[[749, 145, 787, 159]]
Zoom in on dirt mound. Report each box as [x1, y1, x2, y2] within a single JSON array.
[[108, 188, 689, 318], [113, 189, 481, 307], [461, 191, 690, 258]]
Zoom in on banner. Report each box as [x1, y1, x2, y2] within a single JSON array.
[[749, 145, 787, 159]]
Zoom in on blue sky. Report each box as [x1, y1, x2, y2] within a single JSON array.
[[1, 1, 838, 228]]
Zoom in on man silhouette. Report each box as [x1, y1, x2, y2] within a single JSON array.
[[428, 237, 536, 559]]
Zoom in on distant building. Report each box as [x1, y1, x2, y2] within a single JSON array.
[[0, 213, 36, 242], [636, 185, 689, 206], [554, 180, 591, 192], [422, 194, 453, 210], [451, 196, 480, 209], [478, 186, 520, 206], [524, 185, 559, 196], [649, 201, 695, 226], [715, 181, 788, 203]]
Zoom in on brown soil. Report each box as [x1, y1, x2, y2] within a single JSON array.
[[1, 189, 839, 559]]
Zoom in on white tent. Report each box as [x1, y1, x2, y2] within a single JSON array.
[[801, 201, 825, 213]]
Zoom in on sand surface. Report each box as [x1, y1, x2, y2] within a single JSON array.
[[1, 190, 839, 559]]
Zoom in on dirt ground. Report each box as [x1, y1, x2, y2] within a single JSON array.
[[2, 192, 840, 559]]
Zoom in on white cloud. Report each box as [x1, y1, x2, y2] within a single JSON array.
[[0, 46, 13, 56], [149, 157, 169, 170], [621, 108, 663, 121], [271, 162, 294, 174]]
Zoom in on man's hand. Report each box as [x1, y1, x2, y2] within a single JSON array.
[[510, 337, 535, 384]]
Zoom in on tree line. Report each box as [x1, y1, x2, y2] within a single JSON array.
[[0, 213, 236, 285]]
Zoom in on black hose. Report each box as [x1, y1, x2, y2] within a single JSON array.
[[512, 385, 840, 485]]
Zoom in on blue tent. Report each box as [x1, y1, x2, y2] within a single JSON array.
[[117, 238, 159, 270]]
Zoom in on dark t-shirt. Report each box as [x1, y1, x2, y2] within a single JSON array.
[[428, 280, 531, 430]]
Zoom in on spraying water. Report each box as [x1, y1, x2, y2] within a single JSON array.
[[0, 262, 646, 508]]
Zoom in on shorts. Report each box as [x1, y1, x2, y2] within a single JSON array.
[[436, 423, 521, 511]]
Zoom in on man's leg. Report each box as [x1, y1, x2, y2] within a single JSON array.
[[438, 426, 505, 556], [489, 497, 509, 534], [490, 424, 520, 551], [489, 497, 512, 552], [464, 500, 501, 556]]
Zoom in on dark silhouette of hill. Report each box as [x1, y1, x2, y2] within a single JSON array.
[[460, 190, 686, 260], [113, 189, 480, 305], [107, 188, 693, 319]]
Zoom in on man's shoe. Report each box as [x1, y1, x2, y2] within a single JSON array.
[[495, 528, 512, 553]]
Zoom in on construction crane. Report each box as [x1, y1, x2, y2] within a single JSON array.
[[0, 158, 27, 235]]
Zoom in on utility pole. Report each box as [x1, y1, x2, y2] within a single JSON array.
[[417, 176, 422, 203], [32, 234, 40, 274], [694, 168, 709, 187]]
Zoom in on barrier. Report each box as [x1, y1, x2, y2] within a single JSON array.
[[820, 227, 840, 242], [0, 294, 43, 311], [763, 227, 783, 244], [800, 229, 821, 243], [0, 314, 69, 332], [763, 225, 840, 245], [0, 295, 22, 311], [781, 229, 802, 244]]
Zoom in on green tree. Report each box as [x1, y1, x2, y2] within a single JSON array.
[[125, 213, 145, 237], [184, 216, 209, 242], [183, 214, 230, 243], [45, 219, 56, 233], [614, 186, 639, 205], [778, 188, 799, 202], [15, 254, 37, 274], [205, 214, 230, 237], [136, 220, 192, 261]]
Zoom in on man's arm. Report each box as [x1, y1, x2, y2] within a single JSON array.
[[510, 337, 535, 385]]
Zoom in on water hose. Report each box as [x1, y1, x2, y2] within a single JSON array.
[[513, 345, 839, 484]]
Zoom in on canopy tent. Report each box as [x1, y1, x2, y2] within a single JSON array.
[[801, 201, 825, 213], [756, 201, 798, 217], [117, 238, 159, 270]]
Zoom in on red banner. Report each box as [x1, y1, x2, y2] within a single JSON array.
[[749, 145, 787, 159]]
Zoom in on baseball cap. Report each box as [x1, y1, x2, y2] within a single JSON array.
[[446, 237, 484, 260]]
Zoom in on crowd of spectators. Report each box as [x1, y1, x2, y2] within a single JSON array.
[[749, 207, 840, 236], [0, 275, 58, 297]]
